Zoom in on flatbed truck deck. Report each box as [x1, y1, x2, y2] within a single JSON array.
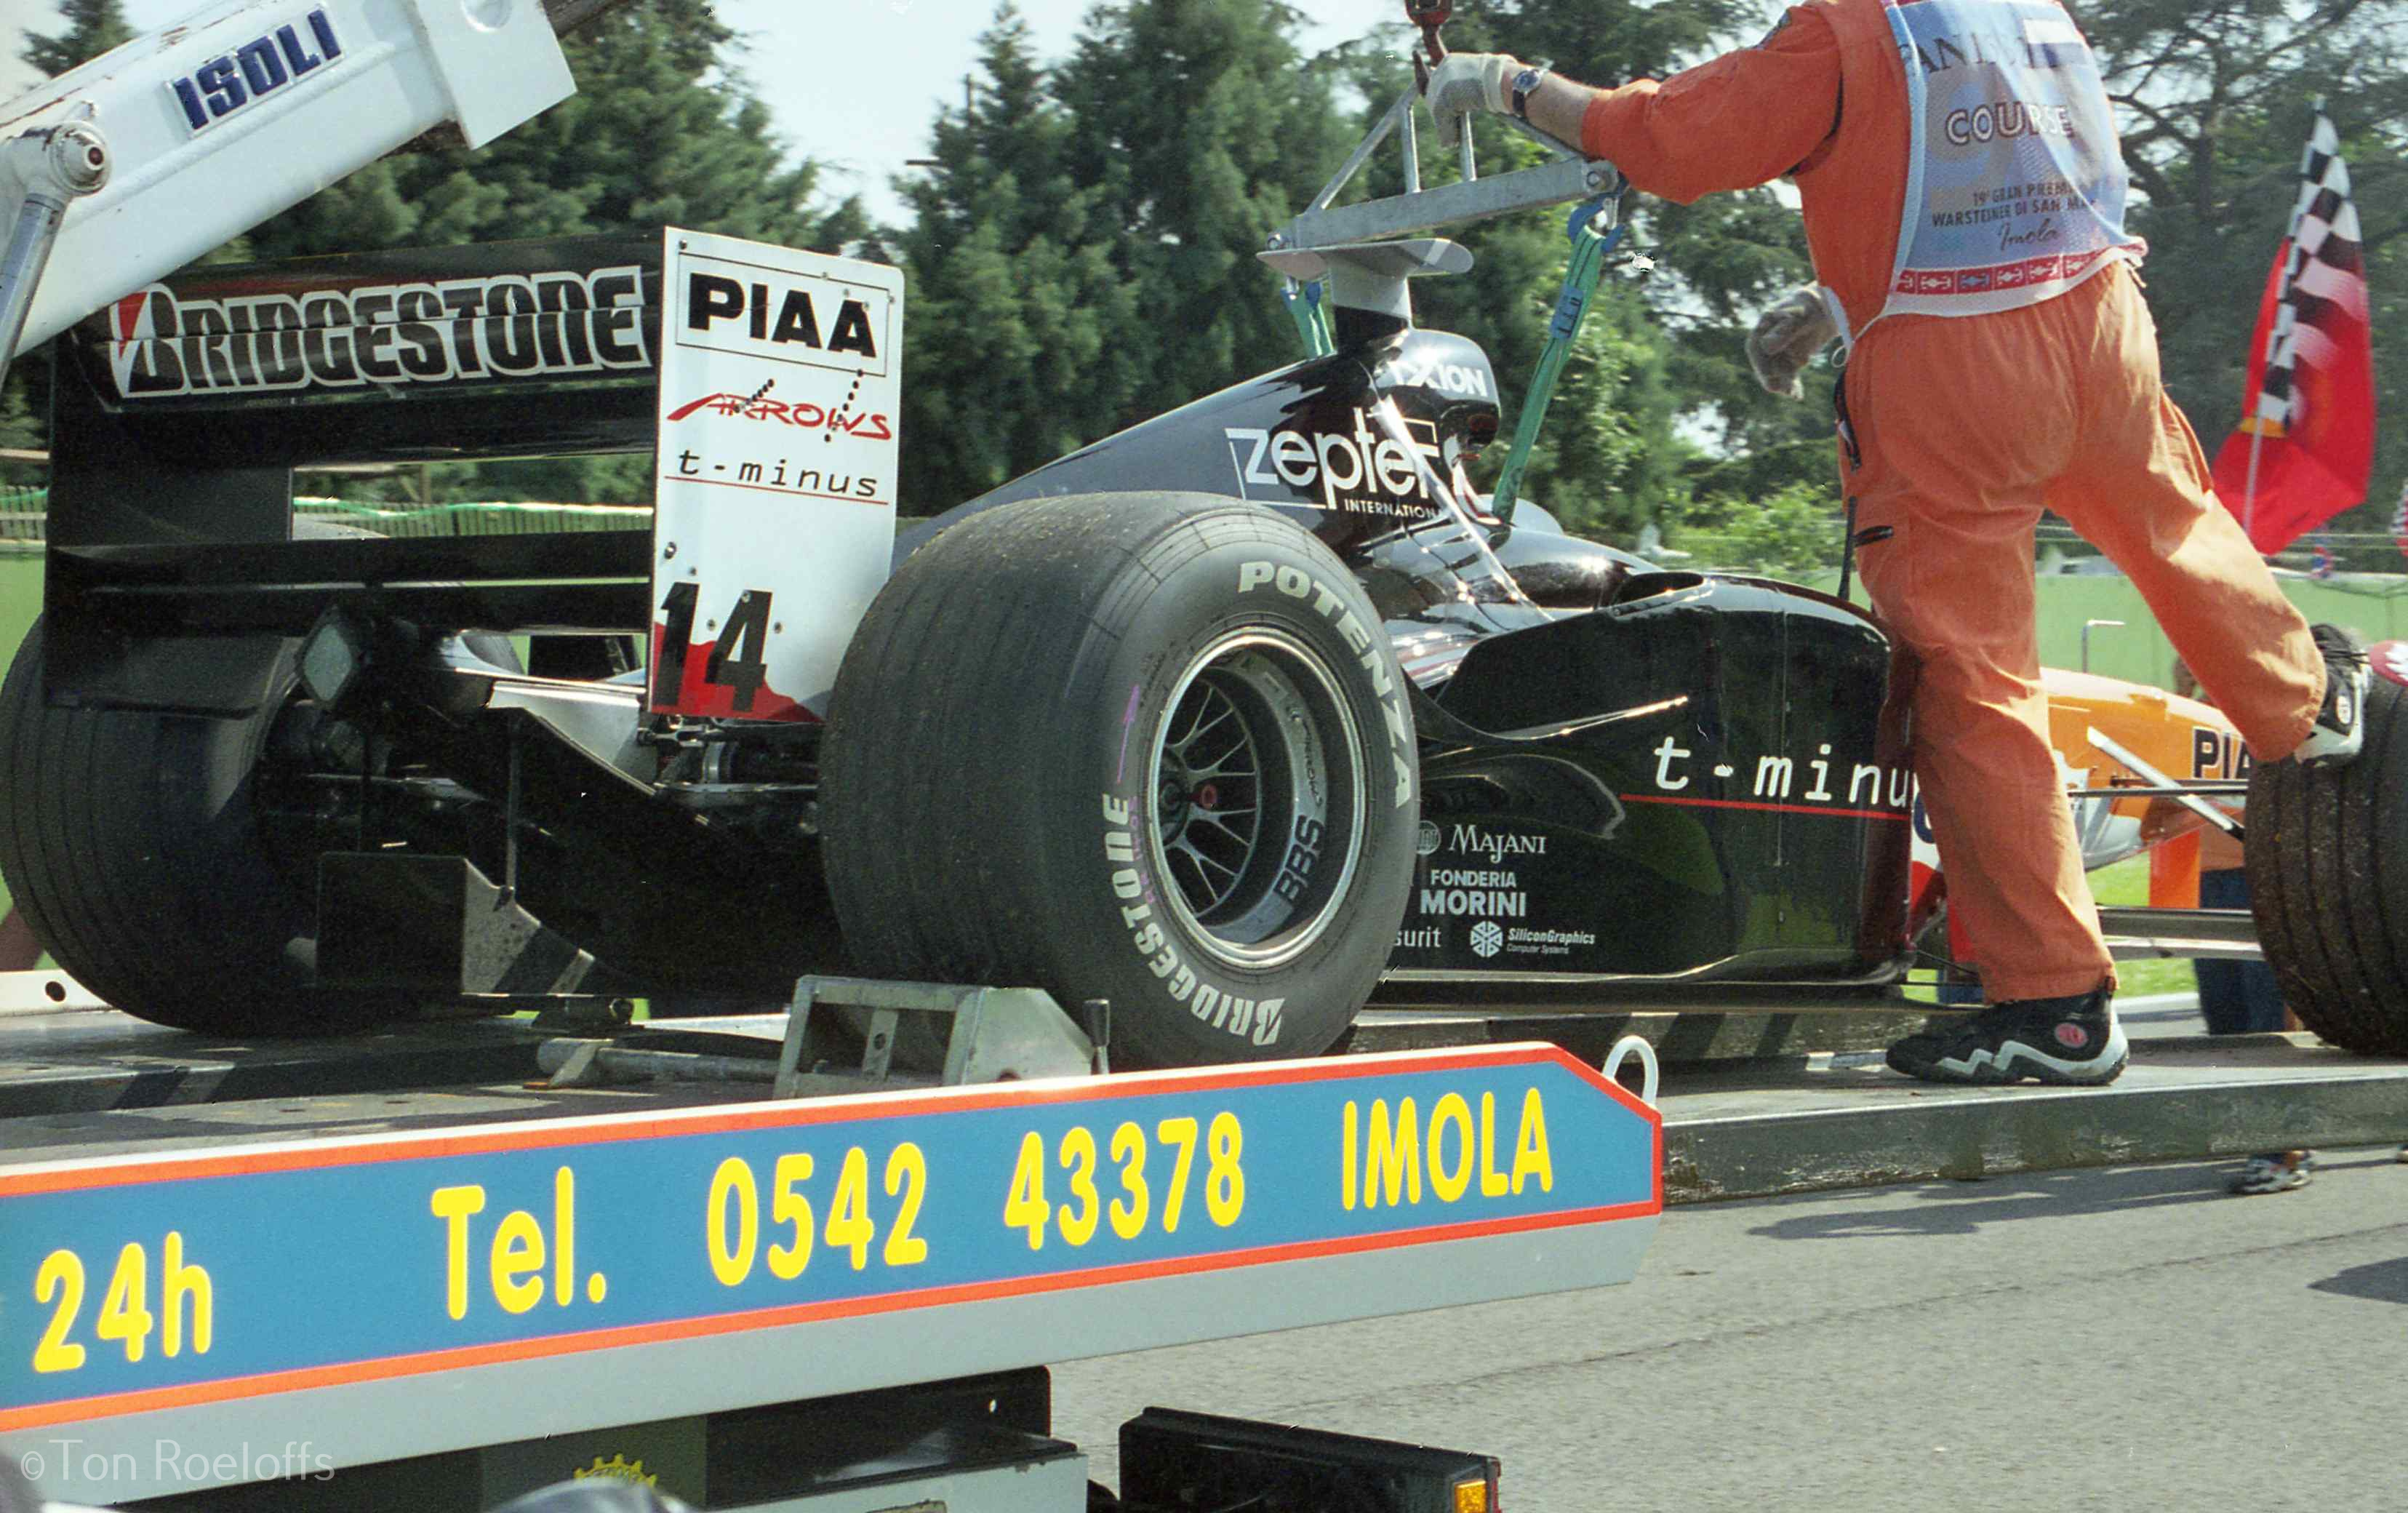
[[0, 989, 1660, 1511], [8, 981, 2406, 1509]]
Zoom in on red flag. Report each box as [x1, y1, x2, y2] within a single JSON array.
[[2210, 111, 2376, 554]]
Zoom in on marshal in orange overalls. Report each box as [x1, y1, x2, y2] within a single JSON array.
[[1577, 0, 2324, 1001]]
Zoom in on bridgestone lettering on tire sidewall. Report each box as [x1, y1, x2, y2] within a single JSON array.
[[820, 493, 1417, 1069]]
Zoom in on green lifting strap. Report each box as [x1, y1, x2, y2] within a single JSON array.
[[1282, 277, 1336, 359], [1490, 193, 1625, 527]]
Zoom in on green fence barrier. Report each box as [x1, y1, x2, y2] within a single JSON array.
[[0, 490, 650, 552], [0, 484, 42, 556], [0, 554, 39, 929], [294, 498, 652, 537], [1793, 567, 2408, 688]]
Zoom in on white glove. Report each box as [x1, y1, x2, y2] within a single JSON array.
[[1746, 285, 1840, 399], [1423, 52, 1519, 151]]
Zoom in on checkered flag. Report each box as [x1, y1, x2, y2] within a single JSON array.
[[2243, 111, 2364, 438], [2212, 106, 2378, 553]]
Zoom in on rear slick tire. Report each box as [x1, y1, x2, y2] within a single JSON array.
[[0, 618, 401, 1035], [819, 492, 1419, 1069], [2246, 670, 2408, 1052]]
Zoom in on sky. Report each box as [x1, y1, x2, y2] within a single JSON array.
[[53, 0, 1402, 223], [718, 0, 1394, 220], [1, 1, 58, 98]]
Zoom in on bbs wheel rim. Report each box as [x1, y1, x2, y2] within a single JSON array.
[[1148, 628, 1366, 970]]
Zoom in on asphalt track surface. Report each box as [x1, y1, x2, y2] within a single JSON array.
[[1057, 1146, 2408, 1511]]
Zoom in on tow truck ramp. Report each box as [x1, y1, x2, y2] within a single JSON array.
[[0, 1006, 1657, 1511]]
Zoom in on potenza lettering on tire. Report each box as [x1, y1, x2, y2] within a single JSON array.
[[1236, 561, 1414, 807], [1102, 794, 1285, 1047], [820, 492, 1414, 1069]]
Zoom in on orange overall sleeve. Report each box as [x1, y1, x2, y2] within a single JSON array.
[[1578, 7, 1844, 205]]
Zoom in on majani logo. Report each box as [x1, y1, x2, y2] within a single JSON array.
[[1450, 823, 1545, 863], [1470, 921, 1505, 958], [1416, 821, 1441, 856]]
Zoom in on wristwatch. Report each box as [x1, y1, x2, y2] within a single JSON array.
[[1511, 65, 1549, 121]]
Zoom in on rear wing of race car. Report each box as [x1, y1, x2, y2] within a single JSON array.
[[40, 232, 905, 732], [44, 226, 905, 719], [43, 234, 663, 712], [39, 233, 670, 708], [44, 229, 905, 721]]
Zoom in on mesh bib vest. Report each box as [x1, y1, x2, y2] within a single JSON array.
[[1873, 0, 2143, 331]]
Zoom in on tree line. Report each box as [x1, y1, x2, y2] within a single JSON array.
[[12, 0, 2408, 568]]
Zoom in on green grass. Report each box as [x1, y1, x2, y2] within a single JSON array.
[[1903, 853, 2201, 1005], [0, 556, 37, 950], [2087, 855, 2202, 999]]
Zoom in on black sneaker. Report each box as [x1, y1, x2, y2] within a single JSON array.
[[2295, 623, 2369, 768], [1884, 986, 2127, 1086]]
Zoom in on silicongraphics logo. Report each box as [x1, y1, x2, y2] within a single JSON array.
[[1470, 921, 1504, 959]]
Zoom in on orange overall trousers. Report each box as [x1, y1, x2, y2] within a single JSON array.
[[1582, 0, 2324, 1000]]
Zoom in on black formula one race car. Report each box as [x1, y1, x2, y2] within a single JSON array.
[[6, 16, 2403, 1069]]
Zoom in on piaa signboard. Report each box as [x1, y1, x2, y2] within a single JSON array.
[[649, 229, 904, 721]]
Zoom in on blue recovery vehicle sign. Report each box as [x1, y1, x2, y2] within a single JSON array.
[[0, 1045, 1657, 1434], [168, 7, 344, 135]]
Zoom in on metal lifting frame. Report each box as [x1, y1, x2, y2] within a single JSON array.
[[1270, 79, 1621, 258], [1266, 76, 1630, 526]]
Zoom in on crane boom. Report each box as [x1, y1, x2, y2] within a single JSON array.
[[0, 0, 607, 375]]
